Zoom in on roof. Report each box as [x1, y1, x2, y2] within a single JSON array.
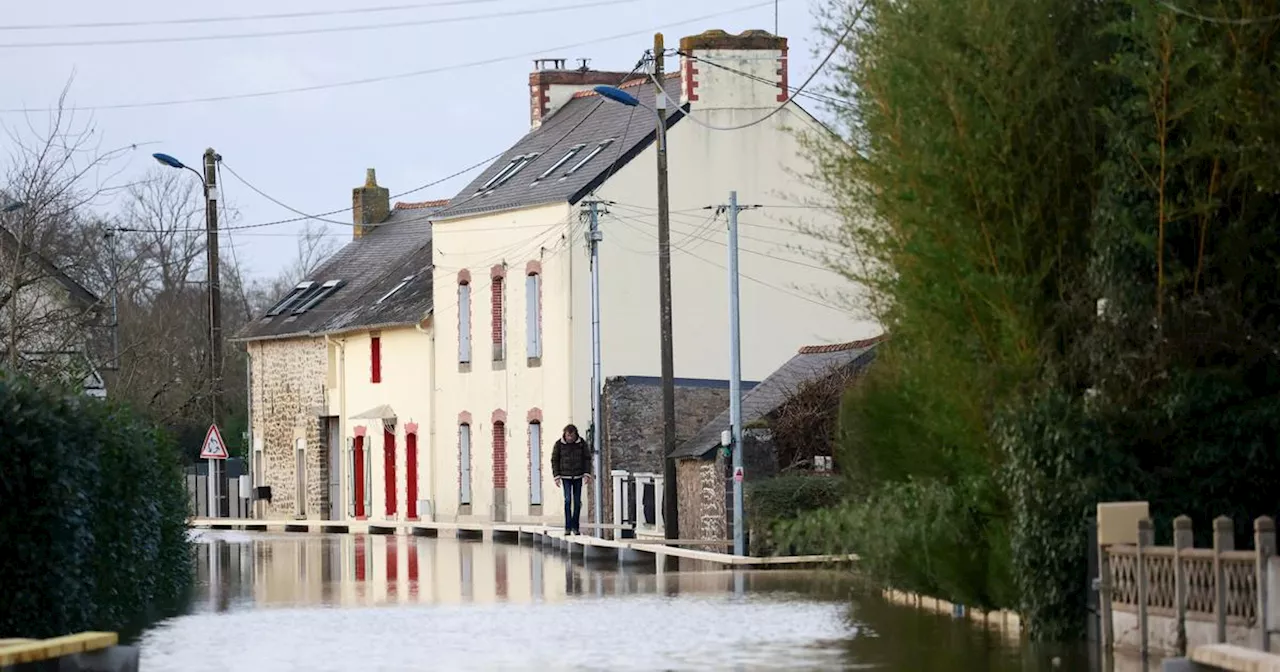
[[0, 225, 100, 308], [432, 74, 686, 221], [670, 336, 884, 459], [235, 201, 446, 342]]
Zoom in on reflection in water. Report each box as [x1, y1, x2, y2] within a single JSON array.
[[149, 531, 1128, 671]]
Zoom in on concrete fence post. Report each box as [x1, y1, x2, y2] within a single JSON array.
[[1214, 515, 1235, 644], [1174, 515, 1194, 656], [1099, 524, 1114, 652], [1138, 518, 1154, 657], [1256, 516, 1276, 652]]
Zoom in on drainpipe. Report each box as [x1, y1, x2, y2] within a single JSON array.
[[415, 315, 436, 520], [324, 334, 348, 519], [246, 348, 253, 519]]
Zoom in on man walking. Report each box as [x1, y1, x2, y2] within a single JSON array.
[[551, 424, 591, 535]]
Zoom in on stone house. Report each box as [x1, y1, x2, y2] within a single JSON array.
[[669, 337, 882, 548], [237, 171, 447, 522]]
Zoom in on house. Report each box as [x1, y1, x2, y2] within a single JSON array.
[[0, 220, 107, 397], [237, 173, 445, 522], [423, 28, 877, 527], [669, 337, 881, 547]]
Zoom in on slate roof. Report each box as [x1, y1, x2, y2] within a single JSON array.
[[235, 202, 444, 342], [670, 336, 884, 460], [432, 74, 686, 221]]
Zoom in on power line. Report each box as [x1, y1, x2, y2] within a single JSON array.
[[655, 0, 865, 132], [0, 0, 520, 31], [0, 0, 644, 49], [0, 1, 775, 113]]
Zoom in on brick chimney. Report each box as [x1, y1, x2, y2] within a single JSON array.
[[529, 58, 637, 128], [352, 168, 389, 240], [679, 29, 789, 110]]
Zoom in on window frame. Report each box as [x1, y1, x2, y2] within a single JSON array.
[[458, 281, 472, 364]]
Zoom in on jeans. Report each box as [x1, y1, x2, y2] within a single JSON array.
[[562, 477, 583, 533]]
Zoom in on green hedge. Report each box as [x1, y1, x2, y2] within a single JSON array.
[[0, 374, 192, 638], [745, 474, 843, 555]]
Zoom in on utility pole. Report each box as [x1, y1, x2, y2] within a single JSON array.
[[727, 192, 745, 556], [653, 33, 678, 540], [204, 148, 223, 516], [586, 200, 605, 535]]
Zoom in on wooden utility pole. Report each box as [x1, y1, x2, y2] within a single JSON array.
[[654, 33, 678, 540], [204, 148, 223, 515]]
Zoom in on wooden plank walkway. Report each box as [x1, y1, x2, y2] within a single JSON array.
[[188, 518, 857, 568], [0, 632, 117, 666]]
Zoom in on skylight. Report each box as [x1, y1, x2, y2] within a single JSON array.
[[478, 153, 538, 193], [266, 281, 314, 316], [376, 276, 415, 305], [293, 279, 343, 314], [562, 139, 615, 178], [532, 144, 586, 185]]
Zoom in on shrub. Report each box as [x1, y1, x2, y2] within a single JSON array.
[[0, 374, 191, 638], [745, 473, 843, 555]]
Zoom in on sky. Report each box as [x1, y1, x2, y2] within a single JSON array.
[[2, 0, 830, 281]]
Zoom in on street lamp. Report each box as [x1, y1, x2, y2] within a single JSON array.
[[1, 200, 25, 213], [154, 148, 226, 517], [593, 36, 678, 541]]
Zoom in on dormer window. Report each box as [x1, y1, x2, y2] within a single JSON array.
[[562, 139, 615, 178], [376, 276, 415, 305], [532, 144, 586, 185], [293, 279, 343, 314], [478, 153, 538, 193], [266, 281, 314, 316]]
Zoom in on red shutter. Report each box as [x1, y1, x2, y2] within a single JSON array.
[[384, 428, 397, 517], [493, 421, 507, 490], [353, 435, 366, 519], [370, 336, 382, 383], [405, 431, 419, 520]]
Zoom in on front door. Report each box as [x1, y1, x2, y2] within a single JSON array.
[[294, 438, 307, 517], [353, 435, 366, 519], [405, 430, 419, 520], [326, 419, 342, 521], [384, 428, 397, 518]]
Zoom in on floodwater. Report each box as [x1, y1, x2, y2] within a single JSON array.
[[136, 530, 1125, 671]]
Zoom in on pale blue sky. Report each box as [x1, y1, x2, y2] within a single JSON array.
[[2, 0, 830, 280]]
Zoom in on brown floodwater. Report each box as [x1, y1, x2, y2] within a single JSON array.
[[136, 530, 1146, 671]]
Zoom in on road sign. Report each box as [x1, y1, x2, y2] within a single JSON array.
[[200, 424, 229, 460], [733, 467, 744, 483]]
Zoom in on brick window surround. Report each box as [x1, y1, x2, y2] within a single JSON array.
[[492, 409, 508, 490], [491, 265, 506, 363]]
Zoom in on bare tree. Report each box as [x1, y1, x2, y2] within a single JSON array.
[[248, 221, 338, 315], [0, 87, 132, 384]]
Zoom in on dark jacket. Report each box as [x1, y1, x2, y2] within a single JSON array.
[[551, 438, 591, 478]]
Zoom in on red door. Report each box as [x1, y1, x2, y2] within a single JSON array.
[[384, 429, 397, 517], [353, 435, 366, 519], [405, 431, 419, 520]]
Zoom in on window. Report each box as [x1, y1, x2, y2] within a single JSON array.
[[525, 271, 541, 359], [532, 144, 586, 184], [477, 153, 538, 193], [295, 438, 307, 516], [376, 276, 414, 304], [459, 423, 472, 505], [562, 139, 615, 178], [294, 279, 343, 314], [491, 275, 505, 362], [458, 281, 472, 364], [370, 335, 382, 383], [529, 421, 543, 506], [267, 281, 315, 316]]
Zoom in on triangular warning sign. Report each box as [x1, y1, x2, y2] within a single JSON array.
[[200, 424, 229, 459]]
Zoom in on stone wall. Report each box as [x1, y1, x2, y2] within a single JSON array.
[[675, 454, 727, 551], [249, 337, 329, 520], [600, 376, 735, 531]]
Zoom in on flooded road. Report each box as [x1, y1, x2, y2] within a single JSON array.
[[138, 530, 1106, 671]]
